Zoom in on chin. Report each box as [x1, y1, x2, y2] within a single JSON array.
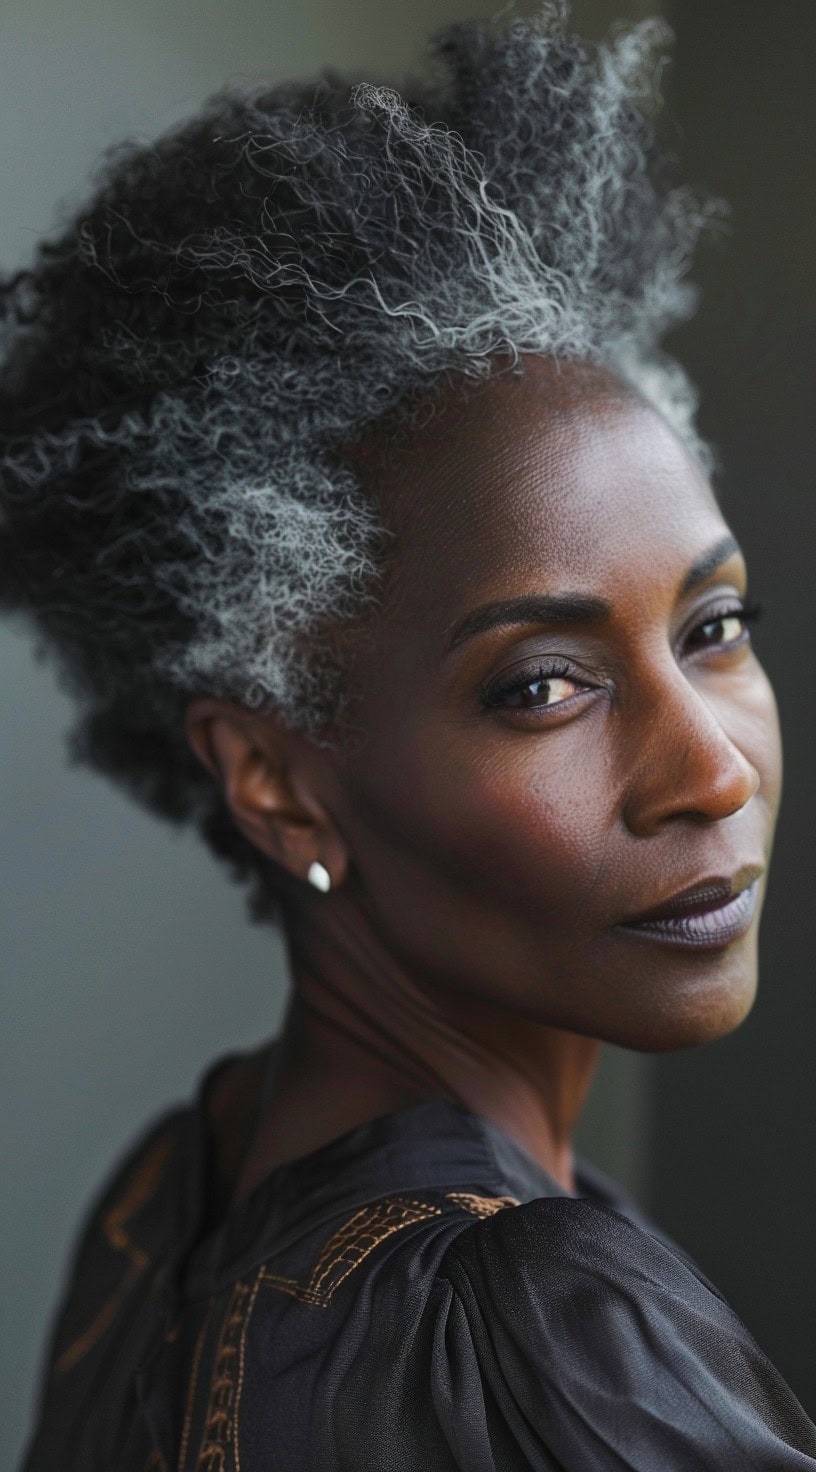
[[569, 927, 762, 1053], [645, 989, 758, 1052], [628, 939, 761, 1053]]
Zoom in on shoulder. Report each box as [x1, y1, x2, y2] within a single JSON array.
[[36, 1102, 189, 1385], [439, 1190, 724, 1311], [324, 1194, 816, 1469], [20, 1104, 195, 1470], [66, 1101, 187, 1265], [42, 1042, 260, 1370]]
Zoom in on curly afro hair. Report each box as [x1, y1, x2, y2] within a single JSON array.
[[0, 3, 718, 926]]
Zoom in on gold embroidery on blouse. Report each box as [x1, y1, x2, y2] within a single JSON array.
[[260, 1194, 444, 1308], [232, 1273, 262, 1472], [177, 1302, 213, 1472], [193, 1277, 259, 1472], [54, 1126, 175, 1377], [165, 1190, 518, 1466], [444, 1191, 521, 1217]]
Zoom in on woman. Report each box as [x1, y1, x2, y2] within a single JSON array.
[[4, 6, 815, 1468]]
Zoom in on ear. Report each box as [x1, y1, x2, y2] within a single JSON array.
[[184, 697, 349, 892]]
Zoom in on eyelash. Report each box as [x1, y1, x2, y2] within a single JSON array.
[[685, 596, 763, 650], [479, 597, 764, 713]]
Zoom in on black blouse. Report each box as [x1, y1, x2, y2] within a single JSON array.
[[21, 1046, 816, 1471]]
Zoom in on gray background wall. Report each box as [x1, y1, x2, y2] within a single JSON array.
[[2, 0, 812, 1461], [651, 0, 816, 1417]]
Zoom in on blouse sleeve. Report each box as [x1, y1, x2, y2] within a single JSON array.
[[331, 1197, 816, 1471], [422, 1198, 816, 1470]]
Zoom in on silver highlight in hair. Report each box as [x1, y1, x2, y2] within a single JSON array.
[[0, 6, 721, 921]]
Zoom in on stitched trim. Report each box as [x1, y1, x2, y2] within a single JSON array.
[[232, 1272, 262, 1472], [193, 1279, 255, 1472], [177, 1303, 213, 1472], [54, 1127, 175, 1377], [445, 1191, 521, 1218], [260, 1194, 443, 1308]]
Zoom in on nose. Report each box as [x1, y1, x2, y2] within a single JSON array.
[[622, 673, 761, 838]]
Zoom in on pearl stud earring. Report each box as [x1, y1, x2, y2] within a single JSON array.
[[307, 860, 332, 893]]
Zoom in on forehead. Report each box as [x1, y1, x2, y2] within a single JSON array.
[[369, 359, 724, 622]]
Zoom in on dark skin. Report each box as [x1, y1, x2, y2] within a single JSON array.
[[186, 356, 782, 1208]]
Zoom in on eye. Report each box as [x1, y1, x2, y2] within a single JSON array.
[[480, 660, 589, 711], [685, 597, 763, 653]]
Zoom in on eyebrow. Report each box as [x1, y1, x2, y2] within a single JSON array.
[[442, 534, 743, 658], [679, 533, 741, 594], [443, 593, 611, 656]]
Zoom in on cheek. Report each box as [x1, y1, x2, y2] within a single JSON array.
[[758, 675, 783, 815], [728, 661, 783, 825], [347, 717, 616, 931]]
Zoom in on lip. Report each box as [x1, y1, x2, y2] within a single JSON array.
[[615, 869, 764, 950]]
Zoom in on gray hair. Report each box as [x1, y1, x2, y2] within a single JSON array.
[[0, 4, 719, 923]]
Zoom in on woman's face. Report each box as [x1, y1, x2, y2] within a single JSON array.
[[324, 358, 782, 1051]]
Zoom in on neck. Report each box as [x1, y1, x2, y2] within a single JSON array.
[[233, 893, 601, 1205]]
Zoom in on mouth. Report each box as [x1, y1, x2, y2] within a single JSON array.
[[614, 869, 763, 950]]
